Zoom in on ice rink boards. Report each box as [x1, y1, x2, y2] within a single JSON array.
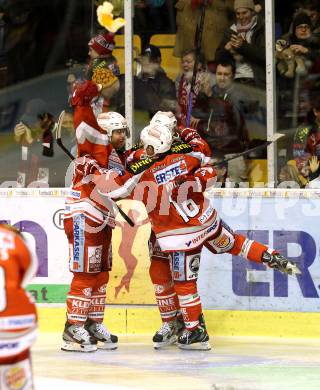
[[32, 307, 320, 390]]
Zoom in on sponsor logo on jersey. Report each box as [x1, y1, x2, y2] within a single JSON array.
[[5, 316, 35, 328], [185, 220, 218, 247], [198, 206, 214, 224], [73, 214, 85, 272], [171, 143, 193, 154], [5, 366, 27, 390], [129, 158, 153, 174], [0, 342, 19, 350], [88, 245, 102, 272], [189, 255, 200, 272], [72, 299, 90, 308], [173, 252, 180, 271], [157, 297, 175, 307], [154, 160, 188, 185], [70, 190, 81, 199]]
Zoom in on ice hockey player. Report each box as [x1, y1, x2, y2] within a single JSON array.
[[0, 224, 38, 389], [99, 122, 300, 351], [148, 111, 197, 349], [61, 80, 129, 352]]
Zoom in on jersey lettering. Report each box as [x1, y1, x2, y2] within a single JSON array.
[[154, 160, 188, 185]]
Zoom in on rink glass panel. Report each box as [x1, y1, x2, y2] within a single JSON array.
[[0, 0, 295, 188]]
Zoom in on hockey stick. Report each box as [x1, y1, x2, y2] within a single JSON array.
[[55, 110, 135, 227], [210, 133, 285, 167], [56, 110, 75, 160], [186, 0, 207, 127]]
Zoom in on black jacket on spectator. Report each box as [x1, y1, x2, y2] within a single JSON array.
[[192, 91, 250, 156], [113, 69, 176, 117], [216, 14, 266, 88]]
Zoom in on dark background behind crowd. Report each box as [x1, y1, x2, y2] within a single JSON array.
[[0, 0, 320, 188]]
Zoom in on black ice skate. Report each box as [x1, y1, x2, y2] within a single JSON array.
[[261, 251, 301, 275], [177, 326, 211, 351], [153, 317, 185, 349], [177, 314, 211, 351], [61, 321, 97, 352], [84, 319, 118, 350]]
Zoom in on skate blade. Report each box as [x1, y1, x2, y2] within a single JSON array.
[[289, 264, 301, 275], [97, 342, 118, 350], [154, 335, 178, 350], [178, 341, 211, 351], [61, 341, 97, 352]]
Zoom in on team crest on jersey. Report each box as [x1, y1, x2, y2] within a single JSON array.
[[82, 288, 92, 297], [154, 159, 188, 185], [5, 366, 27, 390]]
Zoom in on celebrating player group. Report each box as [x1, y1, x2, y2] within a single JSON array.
[[0, 79, 301, 383], [59, 80, 300, 352]]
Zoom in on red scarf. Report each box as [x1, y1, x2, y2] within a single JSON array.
[[178, 73, 201, 126]]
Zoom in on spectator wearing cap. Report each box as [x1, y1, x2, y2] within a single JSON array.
[[215, 0, 266, 88], [285, 12, 320, 61], [276, 12, 320, 129], [86, 30, 120, 109], [114, 44, 176, 118], [87, 30, 120, 78]]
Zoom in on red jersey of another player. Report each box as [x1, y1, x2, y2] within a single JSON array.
[[0, 225, 38, 358]]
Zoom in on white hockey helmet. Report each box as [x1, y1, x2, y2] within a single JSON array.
[[150, 111, 177, 134], [97, 112, 130, 137], [140, 123, 173, 155]]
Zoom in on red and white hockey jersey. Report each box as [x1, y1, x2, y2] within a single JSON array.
[[64, 97, 126, 227], [0, 225, 38, 357], [107, 129, 218, 252]]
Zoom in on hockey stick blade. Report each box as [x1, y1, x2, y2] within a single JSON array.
[[287, 262, 301, 275]]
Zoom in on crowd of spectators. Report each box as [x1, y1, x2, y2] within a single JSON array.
[[1, 0, 320, 188]]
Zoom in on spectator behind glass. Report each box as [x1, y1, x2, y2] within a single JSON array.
[[174, 0, 234, 62], [293, 97, 320, 159], [191, 55, 250, 184], [175, 48, 215, 126], [288, 13, 319, 61], [86, 31, 120, 111], [215, 0, 266, 88], [113, 44, 176, 118], [279, 154, 319, 188], [13, 99, 55, 187], [276, 12, 320, 129], [303, 0, 320, 38]]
